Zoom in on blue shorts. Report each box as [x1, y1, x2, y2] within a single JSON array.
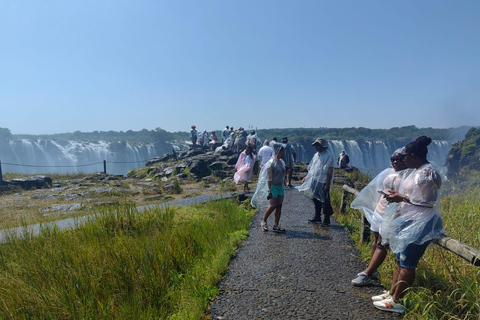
[[396, 240, 431, 268], [270, 185, 285, 198], [396, 218, 435, 268]]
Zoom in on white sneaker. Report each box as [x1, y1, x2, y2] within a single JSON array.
[[371, 290, 392, 301], [351, 272, 371, 286], [373, 299, 405, 313]]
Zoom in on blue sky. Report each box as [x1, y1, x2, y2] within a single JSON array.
[[1, 0, 479, 135]]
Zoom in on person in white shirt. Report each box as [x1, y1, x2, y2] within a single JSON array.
[[257, 139, 274, 168], [221, 126, 229, 144]]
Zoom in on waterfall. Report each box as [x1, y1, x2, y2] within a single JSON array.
[[0, 139, 169, 176], [0, 137, 452, 177], [297, 139, 452, 176]]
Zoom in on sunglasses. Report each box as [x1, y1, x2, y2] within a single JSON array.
[[390, 156, 405, 162]]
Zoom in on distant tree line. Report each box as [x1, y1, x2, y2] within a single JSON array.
[[2, 125, 473, 144], [8, 128, 178, 143], [254, 126, 472, 145]]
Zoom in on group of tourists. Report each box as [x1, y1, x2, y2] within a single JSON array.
[[350, 135, 444, 313], [190, 125, 220, 151], [190, 125, 261, 153], [234, 135, 297, 195], [249, 134, 443, 314]]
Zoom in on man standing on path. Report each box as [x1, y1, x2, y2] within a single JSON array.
[[297, 138, 334, 227], [282, 137, 296, 187]]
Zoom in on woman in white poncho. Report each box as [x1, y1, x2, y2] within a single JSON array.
[[251, 143, 287, 233], [350, 149, 410, 287], [373, 136, 444, 313]]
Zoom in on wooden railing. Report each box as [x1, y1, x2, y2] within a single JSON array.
[[341, 184, 480, 267]]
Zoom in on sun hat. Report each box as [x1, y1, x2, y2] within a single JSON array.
[[312, 138, 328, 148]]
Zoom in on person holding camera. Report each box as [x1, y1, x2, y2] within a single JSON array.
[[252, 143, 287, 233]]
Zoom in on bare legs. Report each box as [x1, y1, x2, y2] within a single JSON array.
[[243, 181, 250, 193], [285, 169, 293, 186], [364, 232, 388, 276], [389, 262, 415, 300], [262, 196, 284, 227]]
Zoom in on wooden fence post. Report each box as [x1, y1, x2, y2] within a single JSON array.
[[0, 160, 2, 181], [103, 160, 107, 175], [361, 214, 371, 244], [340, 189, 347, 213]]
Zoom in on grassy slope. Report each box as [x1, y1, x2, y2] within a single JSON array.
[[0, 200, 255, 319]]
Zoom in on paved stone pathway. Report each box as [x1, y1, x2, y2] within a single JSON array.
[[209, 188, 402, 320]]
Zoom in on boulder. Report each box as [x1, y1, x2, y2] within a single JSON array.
[[227, 155, 239, 166], [213, 170, 229, 179], [210, 162, 224, 171], [145, 152, 177, 166], [163, 167, 174, 175], [9, 175, 53, 190], [189, 159, 211, 178], [217, 149, 234, 156]]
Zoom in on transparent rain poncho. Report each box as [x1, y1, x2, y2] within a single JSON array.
[[198, 130, 208, 146], [296, 148, 334, 202], [233, 150, 256, 184], [380, 162, 445, 255], [251, 143, 285, 208], [351, 167, 393, 230], [350, 168, 412, 232]]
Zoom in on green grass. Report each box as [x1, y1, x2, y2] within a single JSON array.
[[334, 176, 480, 320], [0, 199, 255, 319]]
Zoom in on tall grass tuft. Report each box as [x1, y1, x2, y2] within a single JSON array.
[[0, 200, 254, 319], [335, 178, 480, 320]]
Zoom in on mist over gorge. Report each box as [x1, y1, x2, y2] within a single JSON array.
[[0, 126, 472, 176]]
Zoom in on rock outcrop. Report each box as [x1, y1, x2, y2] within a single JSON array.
[[1, 175, 53, 190], [446, 127, 480, 189]]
